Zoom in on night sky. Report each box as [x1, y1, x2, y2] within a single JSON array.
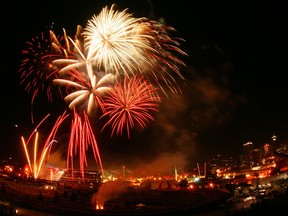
[[1, 1, 287, 172]]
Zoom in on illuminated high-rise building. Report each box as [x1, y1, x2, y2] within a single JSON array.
[[242, 141, 254, 167]]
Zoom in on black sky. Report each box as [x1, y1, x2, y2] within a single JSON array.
[[1, 1, 288, 171]]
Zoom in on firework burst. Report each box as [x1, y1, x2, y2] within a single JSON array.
[[18, 31, 69, 104], [83, 4, 155, 77], [53, 69, 116, 115], [101, 75, 161, 138]]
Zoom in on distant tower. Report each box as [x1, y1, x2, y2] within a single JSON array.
[[243, 142, 254, 167], [174, 165, 178, 181]]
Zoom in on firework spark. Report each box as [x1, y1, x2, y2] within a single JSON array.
[[101, 75, 161, 138], [21, 112, 69, 179], [67, 110, 104, 179], [140, 20, 188, 96]]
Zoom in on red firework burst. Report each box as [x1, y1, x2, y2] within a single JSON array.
[[18, 31, 68, 104], [101, 75, 161, 138]]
